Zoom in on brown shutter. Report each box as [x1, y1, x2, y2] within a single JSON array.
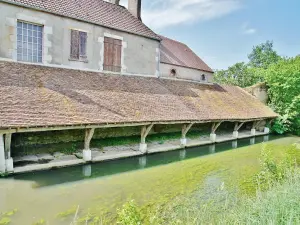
[[103, 37, 122, 72], [113, 39, 122, 72], [70, 30, 79, 59]]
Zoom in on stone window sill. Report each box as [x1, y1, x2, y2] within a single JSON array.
[[68, 58, 89, 63]]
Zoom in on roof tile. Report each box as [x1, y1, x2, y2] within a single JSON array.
[[0, 61, 277, 128], [4, 0, 160, 40], [160, 35, 213, 72]]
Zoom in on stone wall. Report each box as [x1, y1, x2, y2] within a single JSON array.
[[245, 82, 268, 104]]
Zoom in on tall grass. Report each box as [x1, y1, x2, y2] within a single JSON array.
[[116, 145, 300, 225]]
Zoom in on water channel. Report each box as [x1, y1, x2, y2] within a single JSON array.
[[0, 135, 290, 224]]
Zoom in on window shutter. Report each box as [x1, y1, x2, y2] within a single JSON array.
[[70, 30, 79, 59], [79, 31, 87, 58], [104, 37, 122, 72], [113, 39, 122, 72]]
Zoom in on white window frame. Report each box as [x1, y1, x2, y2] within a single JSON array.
[[16, 20, 44, 63]]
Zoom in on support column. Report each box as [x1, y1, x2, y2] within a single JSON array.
[[232, 140, 238, 149], [210, 122, 222, 142], [82, 164, 92, 177], [0, 135, 5, 174], [139, 124, 154, 153], [83, 128, 95, 161], [209, 144, 216, 154], [181, 123, 194, 146], [233, 122, 244, 139], [4, 134, 13, 173], [251, 121, 258, 136]]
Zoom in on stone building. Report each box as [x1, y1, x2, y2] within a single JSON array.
[[0, 0, 277, 174]]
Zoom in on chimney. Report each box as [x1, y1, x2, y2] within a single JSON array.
[[107, 0, 120, 4], [128, 0, 142, 20]]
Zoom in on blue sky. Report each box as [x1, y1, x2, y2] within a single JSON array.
[[120, 0, 300, 70]]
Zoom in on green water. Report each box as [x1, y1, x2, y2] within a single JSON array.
[[0, 135, 295, 224]]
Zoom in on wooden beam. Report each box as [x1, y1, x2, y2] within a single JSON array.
[[182, 123, 194, 138], [0, 118, 275, 135], [211, 122, 222, 134], [84, 128, 95, 150], [234, 122, 244, 131], [141, 124, 154, 144], [4, 133, 12, 159]]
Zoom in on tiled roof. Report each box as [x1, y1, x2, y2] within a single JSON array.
[[2, 0, 160, 40], [160, 36, 213, 72], [0, 61, 277, 128]]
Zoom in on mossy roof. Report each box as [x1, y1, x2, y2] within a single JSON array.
[[0, 61, 277, 128]]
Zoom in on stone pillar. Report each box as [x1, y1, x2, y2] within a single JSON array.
[[0, 135, 5, 173], [264, 127, 270, 134], [210, 133, 216, 142], [139, 143, 147, 154], [82, 164, 92, 177], [233, 131, 239, 139], [251, 128, 256, 136], [232, 140, 238, 149], [180, 138, 187, 146], [250, 137, 255, 145]]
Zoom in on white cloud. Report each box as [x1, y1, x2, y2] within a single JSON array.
[[242, 23, 256, 35], [119, 0, 242, 30]]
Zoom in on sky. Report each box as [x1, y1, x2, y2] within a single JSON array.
[[120, 0, 300, 70]]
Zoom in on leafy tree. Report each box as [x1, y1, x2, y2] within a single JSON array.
[[214, 63, 264, 87], [248, 41, 281, 69], [264, 56, 300, 134]]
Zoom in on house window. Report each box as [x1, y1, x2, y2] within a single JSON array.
[[103, 37, 122, 72], [17, 21, 43, 63], [201, 74, 206, 81], [70, 30, 87, 61]]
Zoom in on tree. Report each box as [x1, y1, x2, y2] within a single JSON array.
[[248, 41, 281, 69], [214, 62, 264, 87], [264, 56, 300, 134]]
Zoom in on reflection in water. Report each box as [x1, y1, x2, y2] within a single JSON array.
[[250, 137, 255, 145], [82, 164, 92, 177], [138, 156, 147, 168], [232, 140, 238, 149], [179, 149, 186, 160], [264, 135, 269, 142], [209, 144, 216, 154]]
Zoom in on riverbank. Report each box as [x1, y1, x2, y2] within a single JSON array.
[[12, 130, 267, 174]]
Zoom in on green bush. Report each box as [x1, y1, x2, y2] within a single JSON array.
[[117, 200, 142, 225]]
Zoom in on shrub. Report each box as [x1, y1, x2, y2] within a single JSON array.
[[117, 200, 142, 225]]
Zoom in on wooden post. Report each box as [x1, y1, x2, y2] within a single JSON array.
[[234, 122, 244, 131], [211, 122, 222, 134], [140, 124, 154, 144], [182, 123, 194, 139], [4, 133, 12, 159], [84, 128, 95, 150]]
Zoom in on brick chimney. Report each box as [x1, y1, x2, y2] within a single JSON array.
[[128, 0, 142, 20], [107, 0, 120, 4]]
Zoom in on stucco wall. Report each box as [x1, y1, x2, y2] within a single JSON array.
[[160, 63, 214, 83], [0, 2, 160, 76], [245, 82, 268, 104]]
